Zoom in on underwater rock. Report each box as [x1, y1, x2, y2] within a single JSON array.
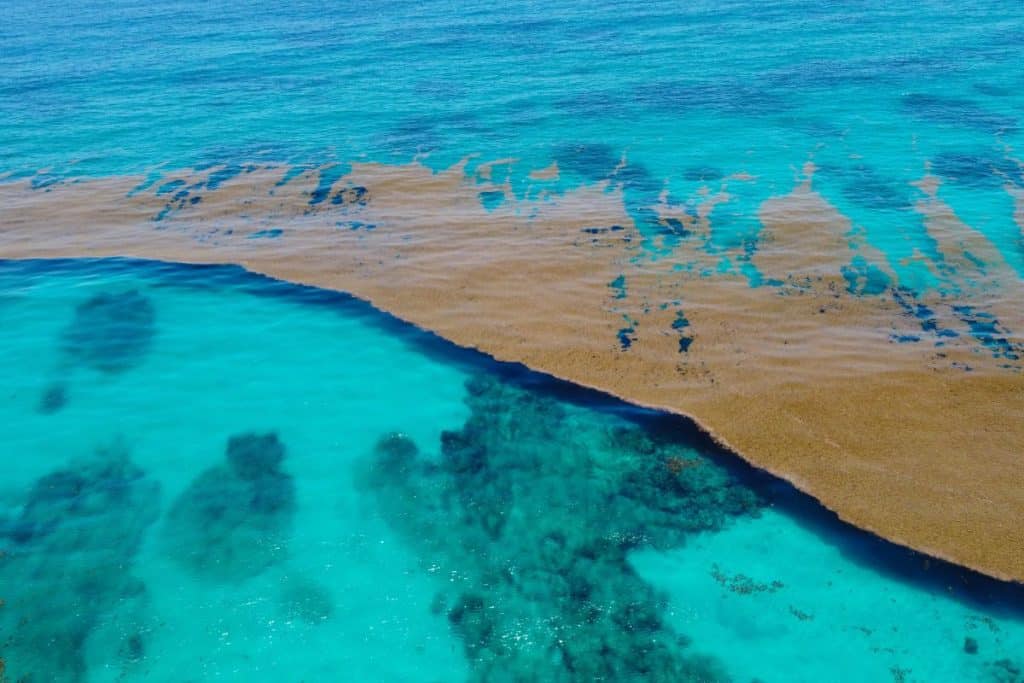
[[61, 289, 156, 373], [0, 442, 160, 682], [164, 432, 295, 580], [227, 431, 286, 480], [359, 374, 761, 682], [965, 636, 979, 655]]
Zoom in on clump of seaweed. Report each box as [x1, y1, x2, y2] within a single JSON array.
[[358, 374, 761, 681], [163, 432, 296, 581], [61, 289, 156, 374], [0, 442, 160, 681]]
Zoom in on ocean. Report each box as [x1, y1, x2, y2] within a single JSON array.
[[1, 1, 1023, 680]]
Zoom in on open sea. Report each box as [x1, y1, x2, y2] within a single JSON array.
[[1, 1, 1023, 681]]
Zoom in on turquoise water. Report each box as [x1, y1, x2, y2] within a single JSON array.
[[3, 1, 1024, 680], [1, 259, 1023, 681]]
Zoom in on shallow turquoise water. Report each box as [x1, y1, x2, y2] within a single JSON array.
[[1, 259, 1022, 681]]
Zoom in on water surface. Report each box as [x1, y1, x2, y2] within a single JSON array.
[[1, 259, 1022, 681]]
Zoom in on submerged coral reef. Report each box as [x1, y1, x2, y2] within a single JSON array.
[[36, 289, 157, 415], [358, 375, 761, 682], [163, 432, 296, 581], [0, 443, 160, 681], [61, 289, 156, 374]]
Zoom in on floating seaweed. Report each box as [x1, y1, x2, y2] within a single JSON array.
[[988, 658, 1023, 683], [60, 289, 156, 374], [163, 432, 296, 581], [0, 442, 160, 681], [358, 375, 761, 682]]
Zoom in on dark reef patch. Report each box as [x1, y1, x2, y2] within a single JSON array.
[[553, 142, 620, 181], [0, 443, 160, 681], [902, 93, 1017, 134], [163, 432, 296, 581], [838, 165, 916, 212], [382, 116, 443, 158], [8, 258, 1024, 612], [61, 289, 156, 374], [931, 152, 1023, 189], [36, 381, 68, 414], [357, 375, 761, 682], [611, 162, 662, 195], [972, 83, 1013, 98]]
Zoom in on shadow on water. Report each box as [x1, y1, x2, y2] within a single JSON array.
[[2, 256, 1023, 618]]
